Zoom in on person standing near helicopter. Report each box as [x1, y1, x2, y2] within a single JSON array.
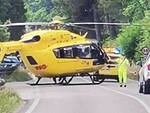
[[117, 54, 130, 87]]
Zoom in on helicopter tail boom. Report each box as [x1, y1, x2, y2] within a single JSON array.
[[0, 41, 22, 61]]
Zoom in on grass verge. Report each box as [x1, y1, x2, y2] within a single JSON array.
[[0, 68, 32, 113], [7, 69, 32, 82], [128, 73, 139, 81], [127, 63, 141, 81], [0, 88, 21, 113]]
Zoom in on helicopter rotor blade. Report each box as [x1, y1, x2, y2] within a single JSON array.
[[1, 22, 150, 27], [67, 22, 131, 26], [0, 22, 50, 27], [68, 22, 150, 26], [67, 24, 96, 31]]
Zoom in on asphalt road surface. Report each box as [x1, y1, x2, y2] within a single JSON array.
[[6, 77, 150, 113]]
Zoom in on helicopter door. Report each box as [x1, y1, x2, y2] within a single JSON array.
[[53, 46, 80, 74], [53, 44, 106, 74], [90, 44, 106, 65], [71, 44, 106, 72], [53, 45, 90, 74]]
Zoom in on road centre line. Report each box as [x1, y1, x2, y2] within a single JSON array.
[[81, 78, 150, 113]]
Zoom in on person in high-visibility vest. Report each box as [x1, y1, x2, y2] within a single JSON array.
[[117, 55, 130, 87]]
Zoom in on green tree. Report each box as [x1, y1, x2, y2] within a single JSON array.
[[116, 25, 141, 60], [49, 0, 97, 38], [24, 0, 53, 22], [135, 10, 150, 60], [123, 0, 150, 22], [0, 0, 11, 22], [50, 0, 69, 21], [116, 10, 150, 61], [0, 21, 10, 41], [0, 0, 26, 40], [97, 0, 127, 39], [139, 10, 150, 48]]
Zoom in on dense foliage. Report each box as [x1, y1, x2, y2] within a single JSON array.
[[0, 0, 26, 40], [24, 0, 53, 22], [104, 0, 150, 61], [0, 0, 150, 60], [116, 25, 141, 60], [0, 20, 10, 41]]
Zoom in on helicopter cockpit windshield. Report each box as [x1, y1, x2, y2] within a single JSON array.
[[53, 44, 105, 64]]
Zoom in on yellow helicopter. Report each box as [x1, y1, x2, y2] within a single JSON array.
[[0, 21, 109, 85]]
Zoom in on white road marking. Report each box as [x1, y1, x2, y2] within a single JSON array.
[[82, 78, 150, 113], [24, 78, 149, 113], [25, 98, 40, 113], [25, 87, 40, 113], [101, 86, 150, 113]]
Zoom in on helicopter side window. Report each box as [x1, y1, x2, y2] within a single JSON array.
[[26, 56, 38, 65], [59, 48, 65, 58], [63, 47, 73, 58], [82, 46, 91, 58], [23, 35, 40, 43], [53, 49, 60, 58], [53, 47, 73, 58], [53, 44, 93, 59], [72, 47, 78, 58], [73, 45, 92, 59]]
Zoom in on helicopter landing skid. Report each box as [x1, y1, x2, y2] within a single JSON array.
[[33, 77, 59, 85], [53, 77, 57, 84], [31, 74, 103, 85], [32, 76, 74, 85], [35, 77, 42, 85], [89, 75, 103, 84], [58, 76, 74, 85], [58, 75, 102, 85]]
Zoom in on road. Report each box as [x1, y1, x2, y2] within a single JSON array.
[[6, 77, 150, 113]]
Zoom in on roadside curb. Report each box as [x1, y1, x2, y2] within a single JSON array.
[[128, 79, 138, 83]]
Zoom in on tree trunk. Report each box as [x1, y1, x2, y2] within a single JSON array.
[[9, 26, 25, 41], [93, 4, 102, 42], [105, 14, 117, 38]]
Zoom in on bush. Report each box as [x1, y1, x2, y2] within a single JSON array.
[[115, 10, 150, 61], [116, 25, 141, 60], [7, 69, 32, 82], [103, 37, 118, 46], [0, 88, 21, 113]]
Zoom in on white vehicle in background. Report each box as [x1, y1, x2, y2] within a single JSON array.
[[139, 49, 150, 94]]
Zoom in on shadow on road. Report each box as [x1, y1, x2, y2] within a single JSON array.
[[27, 82, 101, 86], [27, 83, 56, 86], [103, 80, 118, 83], [26, 79, 118, 86]]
